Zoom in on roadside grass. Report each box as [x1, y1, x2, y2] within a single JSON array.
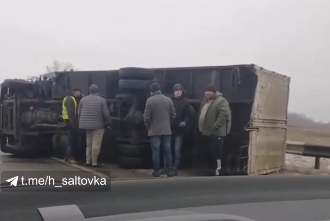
[[287, 126, 330, 145]]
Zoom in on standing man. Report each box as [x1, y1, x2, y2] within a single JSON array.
[[62, 87, 82, 164], [143, 83, 176, 177], [198, 84, 231, 176], [161, 84, 192, 176], [78, 84, 112, 168]]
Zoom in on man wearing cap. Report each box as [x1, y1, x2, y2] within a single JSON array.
[[161, 83, 192, 176], [198, 84, 231, 176], [62, 87, 83, 163], [143, 83, 176, 177], [78, 84, 112, 167]]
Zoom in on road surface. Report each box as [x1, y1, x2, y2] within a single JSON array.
[[0, 150, 105, 187], [2, 175, 330, 221], [0, 150, 153, 185], [0, 151, 214, 183], [0, 151, 83, 173], [1, 150, 329, 188]]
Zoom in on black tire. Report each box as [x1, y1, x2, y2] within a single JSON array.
[[38, 143, 53, 158], [118, 79, 155, 90], [119, 67, 154, 80], [0, 136, 8, 153], [52, 135, 67, 149], [52, 135, 67, 158], [118, 143, 151, 157], [37, 134, 54, 158], [52, 135, 57, 149], [118, 156, 152, 169]]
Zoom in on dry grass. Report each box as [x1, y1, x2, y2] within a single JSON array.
[[287, 126, 330, 145], [286, 126, 330, 171]]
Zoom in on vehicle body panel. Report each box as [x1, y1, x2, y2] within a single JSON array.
[[248, 66, 290, 175]]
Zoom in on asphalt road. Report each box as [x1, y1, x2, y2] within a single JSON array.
[[0, 151, 78, 172], [2, 175, 330, 221], [3, 151, 330, 221]]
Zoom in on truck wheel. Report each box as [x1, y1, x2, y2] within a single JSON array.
[[118, 156, 152, 169], [118, 79, 155, 90], [52, 135, 67, 149], [52, 135, 67, 158], [37, 135, 54, 157], [38, 146, 53, 157], [118, 143, 151, 157], [52, 135, 62, 149], [0, 136, 8, 153], [119, 67, 154, 80]]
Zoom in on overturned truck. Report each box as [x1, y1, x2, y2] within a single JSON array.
[[0, 64, 290, 175]]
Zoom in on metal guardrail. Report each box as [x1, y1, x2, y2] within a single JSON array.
[[286, 141, 330, 169]]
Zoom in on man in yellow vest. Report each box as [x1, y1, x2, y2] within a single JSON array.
[[62, 87, 82, 163]]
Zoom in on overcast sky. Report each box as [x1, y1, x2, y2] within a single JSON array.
[[0, 0, 329, 120]]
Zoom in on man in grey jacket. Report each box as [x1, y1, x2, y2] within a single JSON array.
[[78, 84, 112, 168], [143, 83, 176, 177]]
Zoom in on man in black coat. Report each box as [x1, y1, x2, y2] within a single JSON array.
[[161, 83, 192, 176]]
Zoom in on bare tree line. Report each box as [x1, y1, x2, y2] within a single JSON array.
[[26, 59, 77, 81], [46, 59, 77, 72], [288, 112, 330, 128]]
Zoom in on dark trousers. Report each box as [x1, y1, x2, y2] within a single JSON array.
[[150, 135, 172, 172], [163, 135, 183, 170], [66, 128, 78, 159], [202, 136, 224, 169]]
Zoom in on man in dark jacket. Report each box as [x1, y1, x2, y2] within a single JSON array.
[[198, 84, 231, 176], [161, 84, 192, 176], [78, 84, 112, 168], [62, 87, 83, 163], [143, 83, 176, 177]]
